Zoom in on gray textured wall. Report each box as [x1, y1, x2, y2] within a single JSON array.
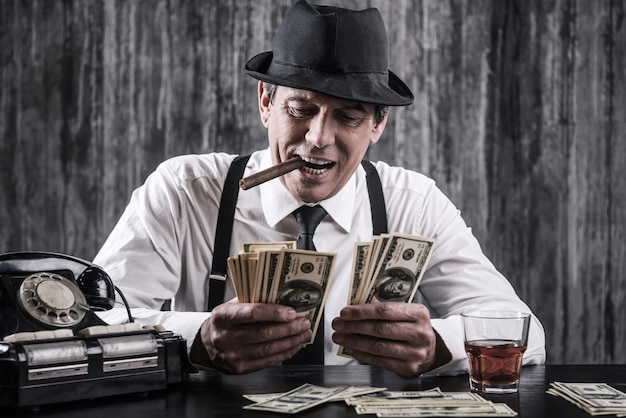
[[1, 0, 625, 365]]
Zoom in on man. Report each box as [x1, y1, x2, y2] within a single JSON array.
[[94, 1, 545, 378]]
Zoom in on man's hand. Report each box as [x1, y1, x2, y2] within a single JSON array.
[[331, 302, 452, 378], [189, 301, 312, 374]]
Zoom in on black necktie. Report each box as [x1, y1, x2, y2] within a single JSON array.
[[294, 205, 327, 251], [284, 205, 327, 365]]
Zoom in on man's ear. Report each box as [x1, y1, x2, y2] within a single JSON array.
[[370, 111, 389, 145], [258, 81, 271, 128]]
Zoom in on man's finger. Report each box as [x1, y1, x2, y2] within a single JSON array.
[[211, 303, 297, 325]]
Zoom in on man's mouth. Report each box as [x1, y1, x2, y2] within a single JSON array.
[[298, 156, 335, 175]]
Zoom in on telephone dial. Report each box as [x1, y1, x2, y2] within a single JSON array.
[[0, 252, 189, 408]]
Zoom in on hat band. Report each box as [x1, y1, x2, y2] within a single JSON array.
[[265, 60, 393, 104]]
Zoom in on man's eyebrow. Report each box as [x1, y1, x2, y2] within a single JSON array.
[[284, 94, 315, 104]]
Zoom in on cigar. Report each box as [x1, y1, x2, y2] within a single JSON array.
[[239, 157, 306, 190]]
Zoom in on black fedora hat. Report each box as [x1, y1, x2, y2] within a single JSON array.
[[244, 0, 413, 106]]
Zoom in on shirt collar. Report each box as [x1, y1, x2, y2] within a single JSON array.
[[260, 149, 356, 233]]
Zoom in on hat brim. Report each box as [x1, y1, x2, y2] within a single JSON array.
[[244, 52, 414, 107]]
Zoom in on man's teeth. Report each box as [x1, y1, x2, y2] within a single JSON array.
[[301, 156, 329, 166], [300, 156, 333, 174], [303, 166, 327, 175]]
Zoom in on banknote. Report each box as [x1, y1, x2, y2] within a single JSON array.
[[344, 388, 445, 405], [267, 249, 336, 344], [243, 383, 347, 414], [240, 240, 296, 253], [239, 252, 257, 303], [229, 241, 296, 303], [244, 385, 387, 404], [243, 385, 516, 416], [349, 391, 489, 408], [359, 235, 390, 301], [227, 255, 243, 302], [259, 250, 281, 303], [361, 233, 434, 304], [373, 403, 517, 417], [348, 242, 372, 305], [548, 382, 626, 415]]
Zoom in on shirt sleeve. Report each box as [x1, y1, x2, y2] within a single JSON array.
[[94, 162, 185, 309], [93, 156, 219, 351]]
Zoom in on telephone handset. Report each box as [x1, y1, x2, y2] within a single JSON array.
[[0, 251, 116, 339]]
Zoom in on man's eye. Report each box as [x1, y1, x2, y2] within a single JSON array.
[[288, 107, 314, 118], [338, 114, 362, 126]]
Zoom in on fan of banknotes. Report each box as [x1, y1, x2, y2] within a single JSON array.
[[548, 382, 626, 415], [228, 233, 435, 346], [243, 384, 518, 416]]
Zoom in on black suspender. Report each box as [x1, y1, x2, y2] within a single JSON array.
[[362, 160, 388, 236], [207, 155, 251, 311], [207, 157, 387, 311]]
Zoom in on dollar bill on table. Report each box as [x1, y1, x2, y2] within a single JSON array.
[[244, 385, 387, 404], [243, 386, 517, 416], [373, 403, 518, 417], [351, 391, 516, 417], [243, 383, 348, 414], [327, 385, 389, 402], [547, 382, 626, 415], [267, 248, 336, 344], [344, 388, 445, 405]]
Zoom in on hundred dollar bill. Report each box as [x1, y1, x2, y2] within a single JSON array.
[[345, 388, 445, 405], [230, 241, 297, 303], [258, 250, 281, 303], [348, 242, 372, 305], [349, 391, 488, 407], [238, 252, 257, 303], [227, 256, 243, 302], [548, 382, 626, 414], [243, 393, 282, 403], [360, 235, 390, 301], [327, 385, 389, 402], [268, 249, 336, 344], [361, 233, 434, 304], [373, 402, 517, 417], [240, 240, 296, 253], [244, 385, 386, 404], [243, 383, 348, 414]]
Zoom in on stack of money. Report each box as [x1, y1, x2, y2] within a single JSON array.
[[229, 233, 435, 348], [347, 233, 435, 305], [338, 233, 435, 356], [548, 382, 626, 416], [228, 242, 336, 344], [243, 384, 517, 416]]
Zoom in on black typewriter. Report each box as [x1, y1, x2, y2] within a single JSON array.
[[0, 252, 190, 408]]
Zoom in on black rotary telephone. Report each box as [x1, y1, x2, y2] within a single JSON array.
[[0, 251, 116, 339]]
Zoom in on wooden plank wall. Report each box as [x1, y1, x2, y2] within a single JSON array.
[[1, 0, 624, 365]]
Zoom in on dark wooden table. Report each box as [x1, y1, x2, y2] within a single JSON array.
[[5, 364, 626, 417]]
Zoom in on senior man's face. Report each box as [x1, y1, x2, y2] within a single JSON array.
[[258, 83, 388, 203]]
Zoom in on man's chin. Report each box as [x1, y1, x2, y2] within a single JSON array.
[[282, 171, 341, 202]]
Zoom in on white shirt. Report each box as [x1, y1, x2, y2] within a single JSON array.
[[94, 148, 545, 375]]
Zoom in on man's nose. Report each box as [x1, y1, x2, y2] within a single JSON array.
[[304, 114, 335, 148]]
